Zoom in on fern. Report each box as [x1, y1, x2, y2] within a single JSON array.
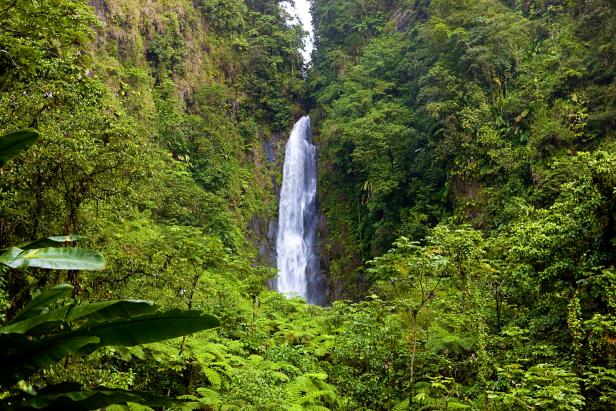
[[393, 399, 409, 411], [285, 373, 337, 408], [305, 406, 331, 411], [447, 400, 472, 409], [211, 360, 234, 372], [270, 361, 300, 375], [202, 367, 222, 389], [193, 387, 222, 409], [175, 395, 204, 410], [425, 325, 475, 355], [271, 371, 290, 382], [196, 387, 219, 398], [247, 354, 264, 363]]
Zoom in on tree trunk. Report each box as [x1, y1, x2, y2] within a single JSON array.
[[408, 313, 418, 411]]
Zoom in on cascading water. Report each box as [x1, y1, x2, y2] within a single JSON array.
[[275, 116, 325, 305]]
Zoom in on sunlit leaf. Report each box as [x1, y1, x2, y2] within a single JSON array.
[[2, 247, 105, 270]]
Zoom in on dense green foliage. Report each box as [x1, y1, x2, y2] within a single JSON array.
[[1, 0, 615, 410], [308, 0, 616, 409], [0, 284, 219, 410], [0, 0, 314, 408]]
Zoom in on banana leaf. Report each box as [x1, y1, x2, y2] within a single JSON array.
[[1, 247, 105, 270], [0, 129, 39, 167]]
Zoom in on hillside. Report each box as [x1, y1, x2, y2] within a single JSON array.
[[0, 0, 615, 410]]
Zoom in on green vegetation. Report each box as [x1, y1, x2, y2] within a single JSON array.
[[308, 0, 616, 409], [0, 0, 615, 409]]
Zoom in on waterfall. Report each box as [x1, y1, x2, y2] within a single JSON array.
[[275, 116, 324, 305]]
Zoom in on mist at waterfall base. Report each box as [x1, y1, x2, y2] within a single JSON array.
[[274, 116, 325, 305]]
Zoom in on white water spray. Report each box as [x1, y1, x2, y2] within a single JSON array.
[[275, 116, 324, 305]]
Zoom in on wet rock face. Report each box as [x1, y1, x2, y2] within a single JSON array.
[[250, 215, 277, 267], [262, 137, 276, 164], [265, 131, 283, 199], [88, 0, 108, 21], [393, 8, 412, 32], [252, 131, 283, 269], [316, 213, 335, 303]]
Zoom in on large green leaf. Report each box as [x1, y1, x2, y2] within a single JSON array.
[[4, 298, 156, 335], [2, 247, 105, 270], [0, 129, 39, 167], [26, 336, 100, 374], [65, 300, 156, 323], [75, 309, 220, 353], [0, 306, 71, 335], [4, 387, 188, 410], [9, 284, 73, 323], [0, 309, 219, 386], [4, 390, 142, 411], [0, 247, 24, 266], [21, 236, 85, 250], [0, 336, 100, 386]]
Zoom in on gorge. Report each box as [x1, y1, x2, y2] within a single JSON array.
[[1, 0, 615, 409]]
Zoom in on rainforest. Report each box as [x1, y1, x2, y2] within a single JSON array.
[[1, 0, 615, 410]]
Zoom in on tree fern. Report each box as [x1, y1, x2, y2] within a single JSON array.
[[285, 373, 337, 409], [270, 371, 290, 382], [393, 398, 409, 411], [305, 405, 331, 411], [202, 367, 222, 390]]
